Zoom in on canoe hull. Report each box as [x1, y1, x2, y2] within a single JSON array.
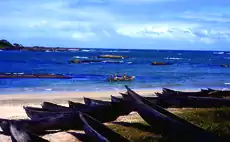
[[79, 112, 129, 142], [84, 97, 111, 106], [125, 86, 222, 142], [10, 123, 49, 142]]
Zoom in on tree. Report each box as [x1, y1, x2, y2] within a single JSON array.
[[0, 39, 13, 48]]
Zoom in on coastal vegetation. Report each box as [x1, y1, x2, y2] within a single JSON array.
[[0, 39, 23, 50], [108, 108, 230, 141], [0, 39, 80, 51]]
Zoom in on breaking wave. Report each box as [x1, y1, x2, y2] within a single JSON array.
[[164, 57, 183, 60], [73, 56, 89, 59]]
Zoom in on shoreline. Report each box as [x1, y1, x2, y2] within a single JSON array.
[[0, 89, 157, 99], [0, 89, 157, 119], [0, 87, 221, 119], [0, 86, 210, 95], [0, 87, 213, 105], [0, 87, 204, 120]]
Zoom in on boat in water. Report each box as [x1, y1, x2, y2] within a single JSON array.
[[107, 75, 135, 82], [68, 58, 102, 64], [220, 64, 230, 67], [98, 54, 125, 59]]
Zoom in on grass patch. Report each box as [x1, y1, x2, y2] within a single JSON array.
[[0, 45, 6, 48], [176, 107, 230, 140], [108, 122, 162, 142], [107, 108, 230, 141]]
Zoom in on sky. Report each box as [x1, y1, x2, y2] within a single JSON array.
[[1, 0, 230, 50]]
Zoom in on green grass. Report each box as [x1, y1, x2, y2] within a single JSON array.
[[107, 108, 230, 142], [108, 122, 162, 142], [0, 44, 10, 49], [177, 108, 230, 139], [0, 45, 6, 48]]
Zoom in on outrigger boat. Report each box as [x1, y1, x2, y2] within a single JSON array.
[[107, 75, 135, 82]]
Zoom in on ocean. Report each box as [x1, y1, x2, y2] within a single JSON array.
[[0, 49, 230, 94]]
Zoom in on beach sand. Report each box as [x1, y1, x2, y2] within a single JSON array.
[[0, 89, 159, 142]]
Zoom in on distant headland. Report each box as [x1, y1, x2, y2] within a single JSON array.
[[0, 39, 81, 52]]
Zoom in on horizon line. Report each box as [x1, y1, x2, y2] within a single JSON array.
[[22, 46, 230, 52]]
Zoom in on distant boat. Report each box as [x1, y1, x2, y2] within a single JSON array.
[[98, 54, 125, 59], [213, 52, 224, 55], [68, 49, 80, 52], [68, 59, 102, 64], [213, 51, 230, 55], [107, 76, 135, 82], [221, 64, 230, 67]]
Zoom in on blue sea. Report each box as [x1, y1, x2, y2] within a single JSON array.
[[0, 49, 230, 94]]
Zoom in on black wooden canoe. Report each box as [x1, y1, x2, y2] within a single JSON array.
[[23, 104, 122, 123], [161, 96, 230, 108], [79, 112, 129, 142], [23, 106, 71, 120], [84, 97, 111, 106], [0, 112, 82, 135], [111, 96, 124, 103], [125, 85, 222, 142], [162, 88, 214, 94], [41, 102, 72, 112], [126, 86, 210, 130], [68, 100, 88, 109], [161, 88, 229, 98], [10, 123, 49, 142]]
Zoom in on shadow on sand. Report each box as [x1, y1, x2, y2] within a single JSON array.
[[67, 132, 91, 142]]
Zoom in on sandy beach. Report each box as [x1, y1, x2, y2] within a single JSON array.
[[0, 90, 158, 119], [0, 88, 199, 142], [0, 89, 160, 142]]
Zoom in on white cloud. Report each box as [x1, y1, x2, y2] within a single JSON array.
[[72, 32, 96, 41], [200, 38, 215, 44], [102, 30, 111, 37], [27, 20, 92, 31], [1, 0, 230, 47], [113, 0, 179, 3], [89, 0, 106, 3], [115, 22, 230, 44], [28, 20, 48, 28], [116, 23, 197, 39], [179, 11, 230, 23], [0, 0, 115, 41]]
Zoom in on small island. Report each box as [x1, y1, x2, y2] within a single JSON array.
[[0, 39, 81, 52]]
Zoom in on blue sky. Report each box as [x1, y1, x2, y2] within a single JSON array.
[[1, 0, 230, 50]]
